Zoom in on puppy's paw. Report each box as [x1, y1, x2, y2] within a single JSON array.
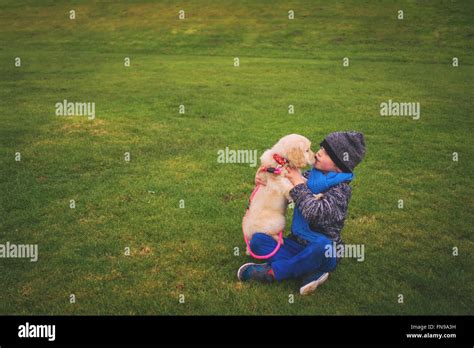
[[272, 234, 284, 244], [313, 193, 324, 200]]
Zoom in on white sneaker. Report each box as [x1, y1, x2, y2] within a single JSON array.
[[299, 272, 329, 296]]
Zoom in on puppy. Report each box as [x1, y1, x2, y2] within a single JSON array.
[[242, 134, 315, 245]]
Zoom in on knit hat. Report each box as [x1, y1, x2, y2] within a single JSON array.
[[320, 131, 366, 173]]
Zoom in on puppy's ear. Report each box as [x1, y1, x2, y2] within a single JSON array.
[[260, 149, 274, 167], [286, 143, 307, 168]]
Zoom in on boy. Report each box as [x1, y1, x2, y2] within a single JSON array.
[[237, 131, 366, 295]]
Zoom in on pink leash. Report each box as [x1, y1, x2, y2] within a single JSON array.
[[243, 184, 283, 259]]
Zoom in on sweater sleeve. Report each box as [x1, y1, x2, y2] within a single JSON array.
[[289, 182, 351, 236]]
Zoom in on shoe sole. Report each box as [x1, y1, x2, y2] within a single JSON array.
[[237, 262, 258, 281], [299, 272, 329, 296]]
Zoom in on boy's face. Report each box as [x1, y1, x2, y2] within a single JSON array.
[[314, 146, 342, 173]]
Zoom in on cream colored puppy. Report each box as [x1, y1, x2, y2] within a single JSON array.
[[242, 134, 315, 245]]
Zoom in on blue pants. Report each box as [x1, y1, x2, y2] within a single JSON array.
[[249, 233, 337, 281]]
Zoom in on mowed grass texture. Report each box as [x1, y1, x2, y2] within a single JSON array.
[[0, 0, 473, 315]]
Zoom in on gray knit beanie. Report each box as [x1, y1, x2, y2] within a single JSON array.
[[320, 131, 366, 173]]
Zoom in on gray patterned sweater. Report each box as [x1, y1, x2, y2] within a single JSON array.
[[289, 171, 352, 245]]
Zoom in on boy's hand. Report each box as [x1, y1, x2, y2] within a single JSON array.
[[285, 167, 307, 187], [255, 165, 267, 186]]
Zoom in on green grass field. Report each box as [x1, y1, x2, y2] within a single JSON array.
[[0, 0, 473, 315]]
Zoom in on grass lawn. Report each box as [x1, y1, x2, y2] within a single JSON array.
[[0, 0, 473, 315]]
